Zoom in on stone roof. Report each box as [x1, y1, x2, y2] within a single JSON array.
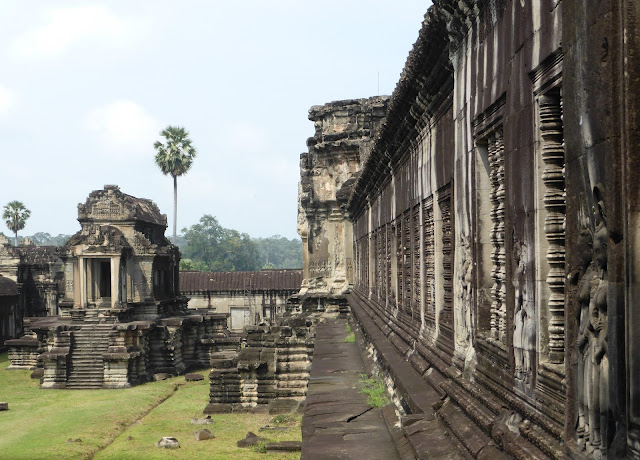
[[77, 185, 167, 227], [347, 4, 453, 216], [16, 246, 63, 265], [0, 275, 18, 296], [65, 224, 130, 251], [180, 269, 302, 293]]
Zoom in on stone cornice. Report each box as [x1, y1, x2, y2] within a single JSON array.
[[347, 0, 510, 220]]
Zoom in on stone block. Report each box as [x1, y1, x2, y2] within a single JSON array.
[[30, 368, 44, 379], [194, 429, 214, 441], [155, 437, 180, 449], [259, 425, 290, 432], [203, 403, 233, 414], [0, 402, 8, 411], [237, 432, 266, 448], [185, 373, 204, 381], [268, 399, 299, 414], [265, 441, 302, 452]]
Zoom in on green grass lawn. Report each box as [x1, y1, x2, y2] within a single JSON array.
[[0, 353, 301, 460]]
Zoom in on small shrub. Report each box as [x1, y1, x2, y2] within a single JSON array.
[[359, 374, 390, 408], [253, 441, 267, 453], [345, 323, 352, 334], [344, 332, 355, 343]]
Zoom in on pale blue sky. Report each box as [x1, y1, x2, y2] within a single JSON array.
[[0, 1, 431, 240]]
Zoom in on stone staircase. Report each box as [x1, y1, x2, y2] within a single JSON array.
[[66, 324, 114, 389]]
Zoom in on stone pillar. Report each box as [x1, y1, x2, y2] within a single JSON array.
[[300, 233, 309, 290], [78, 257, 87, 307], [111, 257, 120, 308]]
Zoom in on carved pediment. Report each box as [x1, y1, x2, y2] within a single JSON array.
[[89, 197, 127, 221], [77, 185, 167, 226], [67, 224, 129, 252]]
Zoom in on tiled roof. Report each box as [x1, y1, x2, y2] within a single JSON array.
[[180, 269, 302, 293]]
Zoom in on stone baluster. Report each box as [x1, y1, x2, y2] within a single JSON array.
[[489, 128, 506, 343], [540, 92, 566, 363]]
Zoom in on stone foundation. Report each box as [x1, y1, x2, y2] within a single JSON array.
[[205, 322, 314, 413], [6, 312, 231, 389]]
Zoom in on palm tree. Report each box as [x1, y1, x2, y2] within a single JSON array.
[[154, 125, 197, 244], [2, 201, 31, 246]]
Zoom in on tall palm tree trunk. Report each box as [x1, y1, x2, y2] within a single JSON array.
[[14, 231, 18, 247], [173, 175, 178, 245]]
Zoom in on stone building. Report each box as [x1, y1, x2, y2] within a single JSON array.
[[5, 186, 230, 389], [300, 1, 640, 458], [180, 269, 302, 331], [0, 274, 19, 345], [296, 97, 388, 308], [0, 235, 65, 342]]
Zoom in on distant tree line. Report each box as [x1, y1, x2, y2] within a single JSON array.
[[0, 232, 71, 246], [7, 214, 302, 273], [179, 215, 302, 272]]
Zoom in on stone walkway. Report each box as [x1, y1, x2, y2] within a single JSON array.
[[301, 315, 401, 460]]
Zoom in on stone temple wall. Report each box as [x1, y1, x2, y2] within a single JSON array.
[[302, 0, 640, 458], [296, 97, 388, 308]]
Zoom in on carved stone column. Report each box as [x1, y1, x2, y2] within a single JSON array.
[[489, 128, 506, 343], [539, 91, 566, 364], [111, 256, 120, 308]]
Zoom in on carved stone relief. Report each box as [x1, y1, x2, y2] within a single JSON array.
[[371, 231, 378, 296], [512, 239, 535, 385], [439, 187, 454, 346], [386, 224, 392, 307], [403, 211, 412, 318], [455, 236, 473, 349], [488, 127, 506, 344], [423, 198, 435, 334], [539, 90, 566, 364], [396, 219, 404, 311], [90, 197, 124, 220], [377, 228, 383, 302], [413, 205, 421, 324], [576, 185, 610, 457]]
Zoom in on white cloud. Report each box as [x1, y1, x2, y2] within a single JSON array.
[[85, 100, 159, 155], [10, 4, 146, 60], [0, 86, 16, 117]]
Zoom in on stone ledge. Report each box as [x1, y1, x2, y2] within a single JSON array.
[[347, 294, 489, 459]]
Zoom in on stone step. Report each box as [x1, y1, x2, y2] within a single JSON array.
[[277, 355, 309, 362], [66, 382, 102, 390], [72, 341, 109, 346], [276, 379, 309, 387]]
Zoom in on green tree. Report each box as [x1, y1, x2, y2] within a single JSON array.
[[154, 125, 197, 244], [31, 232, 52, 245], [181, 215, 260, 272], [253, 235, 302, 269], [179, 258, 210, 271], [2, 201, 31, 246]]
